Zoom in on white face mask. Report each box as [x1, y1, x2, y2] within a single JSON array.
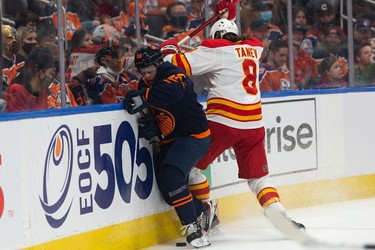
[[107, 67, 123, 76]]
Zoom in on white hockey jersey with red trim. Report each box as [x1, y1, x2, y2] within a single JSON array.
[[166, 38, 264, 129]]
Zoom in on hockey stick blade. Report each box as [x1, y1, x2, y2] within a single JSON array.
[[264, 206, 310, 244], [264, 206, 375, 249]]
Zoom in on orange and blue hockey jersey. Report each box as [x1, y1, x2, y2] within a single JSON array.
[[259, 63, 291, 92], [138, 61, 209, 142]]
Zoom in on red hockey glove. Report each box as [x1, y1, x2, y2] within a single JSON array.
[[159, 39, 180, 57], [215, 0, 236, 21]]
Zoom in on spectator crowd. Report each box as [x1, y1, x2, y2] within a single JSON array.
[[1, 0, 375, 113]]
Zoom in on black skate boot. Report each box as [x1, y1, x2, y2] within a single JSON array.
[[182, 221, 211, 248]]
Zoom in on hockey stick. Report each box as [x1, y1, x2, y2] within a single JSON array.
[[177, 0, 240, 46], [265, 206, 375, 249], [177, 11, 223, 46]]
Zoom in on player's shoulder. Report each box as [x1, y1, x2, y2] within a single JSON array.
[[200, 39, 234, 48], [200, 38, 263, 48], [241, 37, 263, 48]]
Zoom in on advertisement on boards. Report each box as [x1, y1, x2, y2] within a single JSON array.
[[12, 111, 167, 245]]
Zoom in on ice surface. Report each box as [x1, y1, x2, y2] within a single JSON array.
[[147, 198, 375, 250]]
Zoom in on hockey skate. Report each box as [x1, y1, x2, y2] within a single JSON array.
[[199, 201, 218, 234], [181, 221, 211, 248]]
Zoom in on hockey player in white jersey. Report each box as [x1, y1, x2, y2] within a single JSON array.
[[160, 0, 305, 239]]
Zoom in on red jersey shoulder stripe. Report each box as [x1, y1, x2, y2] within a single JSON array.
[[241, 37, 264, 48], [172, 54, 192, 76], [200, 39, 234, 48]]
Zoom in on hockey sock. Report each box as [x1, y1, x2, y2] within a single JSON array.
[[188, 168, 210, 202], [163, 165, 198, 225], [257, 187, 281, 207]]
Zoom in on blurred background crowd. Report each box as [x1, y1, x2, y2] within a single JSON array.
[[1, 0, 375, 112]]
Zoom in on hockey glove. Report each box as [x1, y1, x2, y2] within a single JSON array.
[[159, 39, 180, 57], [138, 113, 161, 140], [215, 0, 236, 21], [123, 89, 148, 114]]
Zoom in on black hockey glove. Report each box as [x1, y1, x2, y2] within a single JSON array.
[[123, 89, 148, 114], [138, 113, 161, 140]]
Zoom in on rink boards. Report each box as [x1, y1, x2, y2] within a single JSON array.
[[0, 88, 375, 249]]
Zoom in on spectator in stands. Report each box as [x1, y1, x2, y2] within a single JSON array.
[[2, 47, 55, 112], [292, 5, 309, 27], [143, 0, 175, 16], [67, 29, 95, 71], [50, 0, 82, 41], [17, 26, 38, 60], [143, 0, 174, 37], [354, 42, 375, 86], [162, 1, 204, 47], [316, 55, 348, 89], [259, 39, 291, 92], [2, 25, 25, 90], [14, 9, 39, 29], [251, 0, 283, 42], [162, 2, 189, 39], [292, 6, 314, 58], [67, 46, 102, 106], [39, 41, 78, 109], [119, 36, 139, 79], [314, 25, 346, 57], [125, 2, 148, 28], [353, 18, 375, 48], [247, 19, 271, 51], [36, 19, 58, 46], [306, 0, 339, 47], [87, 47, 137, 104], [70, 29, 94, 52], [124, 22, 149, 51], [288, 24, 319, 84], [189, 0, 205, 29]]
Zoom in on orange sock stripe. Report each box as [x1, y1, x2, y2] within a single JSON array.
[[188, 179, 209, 190], [257, 188, 280, 207], [257, 187, 277, 200], [194, 193, 210, 200], [173, 196, 193, 208], [172, 193, 192, 207], [262, 197, 281, 207]]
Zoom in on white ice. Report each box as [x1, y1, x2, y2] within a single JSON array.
[[147, 198, 375, 250]]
